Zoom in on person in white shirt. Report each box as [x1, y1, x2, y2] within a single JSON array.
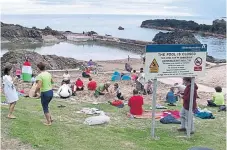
[[173, 83, 186, 96], [62, 70, 70, 84], [57, 81, 72, 99]]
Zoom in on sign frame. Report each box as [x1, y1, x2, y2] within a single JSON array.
[[145, 44, 207, 139]]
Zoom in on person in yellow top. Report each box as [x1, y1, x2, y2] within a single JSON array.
[[207, 86, 225, 107]]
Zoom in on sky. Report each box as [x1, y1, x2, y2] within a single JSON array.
[[0, 0, 226, 17]]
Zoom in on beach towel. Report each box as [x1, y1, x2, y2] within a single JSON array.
[[162, 110, 180, 119], [127, 111, 163, 119], [22, 61, 32, 82]]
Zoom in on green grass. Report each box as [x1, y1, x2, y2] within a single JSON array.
[[1, 96, 226, 150]]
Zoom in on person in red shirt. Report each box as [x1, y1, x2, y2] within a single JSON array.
[[87, 77, 97, 91], [23, 58, 31, 66], [128, 89, 144, 115], [178, 77, 198, 134], [75, 78, 84, 91]]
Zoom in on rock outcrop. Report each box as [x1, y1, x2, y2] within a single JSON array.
[[1, 22, 66, 43], [1, 50, 85, 75], [141, 19, 226, 38], [152, 30, 201, 44], [118, 26, 124, 30], [152, 30, 226, 63]]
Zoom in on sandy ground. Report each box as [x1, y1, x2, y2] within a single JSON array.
[[46, 58, 226, 106]]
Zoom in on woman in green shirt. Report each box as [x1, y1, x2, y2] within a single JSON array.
[[35, 62, 54, 126]]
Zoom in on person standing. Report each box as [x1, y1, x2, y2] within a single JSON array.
[[35, 62, 54, 126], [177, 77, 198, 134], [128, 55, 130, 62], [2, 67, 19, 119]]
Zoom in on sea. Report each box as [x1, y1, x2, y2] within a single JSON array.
[[1, 14, 226, 60]]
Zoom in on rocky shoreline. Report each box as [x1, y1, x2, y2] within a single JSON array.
[[141, 19, 226, 38], [1, 21, 226, 64], [1, 50, 85, 75]]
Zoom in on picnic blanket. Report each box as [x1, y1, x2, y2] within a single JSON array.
[[162, 110, 180, 119], [127, 110, 180, 119], [127, 111, 163, 119]]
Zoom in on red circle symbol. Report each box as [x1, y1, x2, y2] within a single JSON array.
[[194, 57, 202, 66]]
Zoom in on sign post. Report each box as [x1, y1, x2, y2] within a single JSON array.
[[145, 44, 207, 139], [151, 78, 157, 138], [187, 77, 195, 138]]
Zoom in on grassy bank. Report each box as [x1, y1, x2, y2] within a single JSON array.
[[1, 96, 226, 150]]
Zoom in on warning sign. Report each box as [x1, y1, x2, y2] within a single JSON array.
[[149, 58, 159, 73], [194, 57, 203, 71], [145, 44, 207, 80]]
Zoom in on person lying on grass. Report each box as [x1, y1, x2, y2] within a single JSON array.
[[94, 82, 111, 98], [35, 62, 54, 126], [177, 77, 198, 134], [128, 89, 144, 115], [166, 87, 177, 106], [110, 83, 124, 100], [2, 66, 19, 119], [207, 86, 225, 107]]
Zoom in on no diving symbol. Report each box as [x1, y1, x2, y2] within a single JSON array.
[[194, 57, 202, 66]]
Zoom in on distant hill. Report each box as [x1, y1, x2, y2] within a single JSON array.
[[141, 19, 226, 38]]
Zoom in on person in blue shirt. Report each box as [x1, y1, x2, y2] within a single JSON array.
[[166, 87, 177, 106]]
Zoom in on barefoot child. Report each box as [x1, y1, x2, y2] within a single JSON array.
[[2, 67, 19, 119]]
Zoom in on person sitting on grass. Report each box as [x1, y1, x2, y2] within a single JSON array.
[[87, 77, 97, 91], [57, 81, 72, 99], [177, 77, 198, 134], [207, 86, 225, 107], [111, 83, 124, 100], [108, 98, 124, 108], [128, 89, 144, 115], [143, 80, 153, 95], [94, 82, 111, 98], [75, 78, 84, 91], [166, 87, 177, 106], [82, 67, 91, 78]]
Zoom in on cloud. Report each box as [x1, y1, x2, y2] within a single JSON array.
[[0, 0, 225, 17]]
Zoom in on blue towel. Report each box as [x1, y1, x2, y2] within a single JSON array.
[[160, 114, 181, 124]]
